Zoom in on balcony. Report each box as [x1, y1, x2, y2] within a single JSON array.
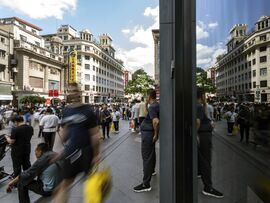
[[14, 40, 64, 63]]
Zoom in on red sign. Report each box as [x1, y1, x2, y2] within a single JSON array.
[[48, 90, 53, 97], [48, 90, 59, 97]]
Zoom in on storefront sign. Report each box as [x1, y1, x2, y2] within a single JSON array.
[[69, 50, 77, 84]]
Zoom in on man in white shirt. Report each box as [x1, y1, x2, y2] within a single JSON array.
[[40, 108, 59, 150], [131, 100, 140, 132], [138, 97, 147, 133]]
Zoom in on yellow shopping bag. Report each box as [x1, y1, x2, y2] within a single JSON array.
[[232, 125, 239, 136], [110, 123, 115, 133], [84, 168, 112, 203]]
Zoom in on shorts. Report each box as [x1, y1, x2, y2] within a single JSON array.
[[62, 145, 93, 179]]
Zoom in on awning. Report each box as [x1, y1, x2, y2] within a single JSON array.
[[0, 95, 13, 101]]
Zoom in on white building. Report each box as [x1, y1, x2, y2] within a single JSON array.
[[0, 28, 14, 105], [43, 25, 125, 103], [0, 17, 65, 106], [216, 16, 270, 102]]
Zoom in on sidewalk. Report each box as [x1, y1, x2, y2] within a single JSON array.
[[0, 120, 160, 203]]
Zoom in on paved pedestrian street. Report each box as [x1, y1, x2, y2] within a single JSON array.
[[1, 119, 269, 202], [0, 120, 160, 203]]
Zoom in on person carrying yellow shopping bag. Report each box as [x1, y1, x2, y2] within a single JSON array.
[[84, 168, 112, 203]]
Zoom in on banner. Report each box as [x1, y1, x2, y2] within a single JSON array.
[[69, 50, 77, 84]]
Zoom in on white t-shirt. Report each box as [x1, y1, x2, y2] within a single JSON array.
[[225, 111, 237, 123], [132, 104, 140, 119], [40, 114, 59, 132], [207, 104, 214, 120], [112, 111, 121, 122], [139, 102, 146, 118]]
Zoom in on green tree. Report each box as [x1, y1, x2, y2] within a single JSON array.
[[124, 68, 155, 95], [196, 67, 216, 93], [20, 96, 46, 105]]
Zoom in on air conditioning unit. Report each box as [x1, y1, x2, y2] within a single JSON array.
[[10, 59, 17, 65], [12, 67, 18, 73]]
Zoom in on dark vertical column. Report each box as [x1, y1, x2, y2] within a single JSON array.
[[160, 0, 196, 202]]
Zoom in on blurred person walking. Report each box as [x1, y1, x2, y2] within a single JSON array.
[[52, 84, 101, 203], [40, 108, 59, 150], [133, 89, 159, 193], [225, 106, 237, 136], [138, 97, 147, 134], [5, 116, 33, 178]]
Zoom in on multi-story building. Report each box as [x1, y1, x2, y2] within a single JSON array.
[[206, 66, 216, 86], [43, 25, 125, 103], [123, 70, 132, 88], [216, 16, 270, 102], [0, 17, 65, 106], [0, 27, 14, 105]]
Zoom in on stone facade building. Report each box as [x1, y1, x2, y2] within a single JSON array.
[[0, 17, 65, 106], [43, 25, 125, 103], [216, 16, 270, 102]]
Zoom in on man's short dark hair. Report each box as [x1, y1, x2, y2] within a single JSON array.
[[36, 143, 49, 152], [46, 108, 53, 114], [197, 87, 205, 99], [14, 116, 24, 123], [147, 89, 156, 100]]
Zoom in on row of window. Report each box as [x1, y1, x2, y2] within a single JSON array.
[[84, 84, 121, 93]]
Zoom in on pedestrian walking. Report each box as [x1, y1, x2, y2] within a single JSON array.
[[133, 89, 159, 193], [39, 108, 59, 150], [101, 104, 112, 139], [112, 108, 120, 133], [52, 84, 101, 203], [237, 104, 251, 143], [225, 106, 237, 136]]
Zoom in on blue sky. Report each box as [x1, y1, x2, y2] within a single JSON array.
[[197, 0, 270, 68], [0, 0, 159, 75]]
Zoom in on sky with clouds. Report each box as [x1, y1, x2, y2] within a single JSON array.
[[0, 0, 159, 76], [0, 0, 270, 74], [197, 0, 270, 69]]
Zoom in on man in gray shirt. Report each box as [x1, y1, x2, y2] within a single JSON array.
[[6, 143, 61, 203]]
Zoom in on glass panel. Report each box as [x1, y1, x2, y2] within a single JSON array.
[[197, 0, 270, 202]]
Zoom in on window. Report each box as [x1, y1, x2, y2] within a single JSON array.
[[260, 68, 267, 76], [85, 74, 90, 81], [85, 64, 90, 70], [31, 29, 37, 34], [93, 75, 95, 81], [252, 59, 256, 65], [63, 36, 68, 40], [85, 85, 90, 91], [64, 46, 68, 51], [93, 86, 95, 91], [0, 37, 5, 43], [85, 55, 90, 60], [260, 46, 267, 52], [260, 35, 267, 41], [253, 70, 256, 77], [260, 56, 267, 63], [20, 35, 27, 41], [96, 86, 98, 91], [77, 55, 81, 60], [260, 80, 267, 87], [93, 66, 95, 71], [85, 46, 90, 51], [77, 45, 81, 50]]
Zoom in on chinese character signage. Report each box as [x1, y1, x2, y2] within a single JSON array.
[[69, 50, 77, 84]]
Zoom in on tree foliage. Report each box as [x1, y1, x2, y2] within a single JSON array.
[[20, 96, 46, 105], [124, 69, 155, 95], [196, 67, 216, 93]]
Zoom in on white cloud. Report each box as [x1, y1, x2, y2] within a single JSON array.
[[121, 29, 131, 34], [0, 0, 77, 19], [197, 21, 209, 40], [116, 6, 159, 76], [197, 43, 226, 68], [208, 22, 218, 29]]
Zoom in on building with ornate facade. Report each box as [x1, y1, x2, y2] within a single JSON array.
[[0, 17, 65, 106], [216, 16, 270, 102], [43, 25, 125, 103]]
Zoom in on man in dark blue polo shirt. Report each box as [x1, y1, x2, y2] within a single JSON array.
[[133, 89, 159, 192]]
